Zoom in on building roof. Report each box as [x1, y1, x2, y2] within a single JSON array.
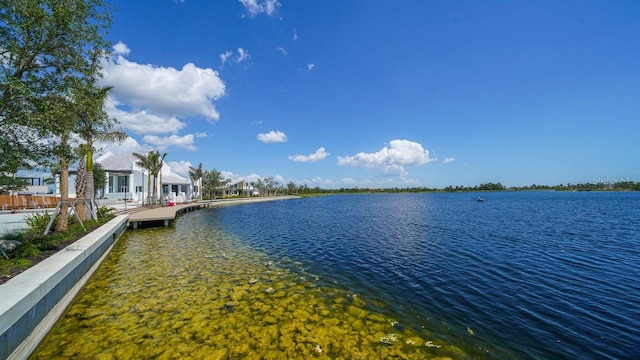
[[162, 173, 190, 185], [95, 152, 191, 185], [96, 152, 137, 172]]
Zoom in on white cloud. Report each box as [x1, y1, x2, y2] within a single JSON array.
[[195, 132, 208, 138], [236, 48, 250, 63], [337, 139, 435, 176], [95, 136, 151, 157], [143, 134, 197, 151], [292, 28, 298, 41], [101, 46, 225, 122], [112, 41, 130, 56], [168, 160, 192, 178], [288, 147, 329, 162], [220, 48, 250, 67], [276, 46, 287, 55], [221, 171, 260, 184], [250, 120, 263, 126], [105, 97, 186, 135], [442, 157, 456, 163], [239, 0, 280, 17], [303, 177, 333, 185], [220, 171, 287, 187], [307, 63, 315, 71], [220, 51, 232, 66], [257, 130, 287, 143]]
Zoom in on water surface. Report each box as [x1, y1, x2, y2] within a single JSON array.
[[32, 192, 640, 359]]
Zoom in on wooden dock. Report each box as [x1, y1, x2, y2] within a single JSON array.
[[126, 196, 298, 229], [127, 203, 209, 229]]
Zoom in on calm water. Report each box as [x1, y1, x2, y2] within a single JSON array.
[[32, 192, 640, 359]]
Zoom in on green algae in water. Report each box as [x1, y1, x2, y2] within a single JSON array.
[[30, 221, 475, 359]]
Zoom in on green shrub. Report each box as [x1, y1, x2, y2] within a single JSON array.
[[1, 230, 23, 241], [12, 241, 41, 258], [97, 206, 116, 220], [24, 211, 54, 234]]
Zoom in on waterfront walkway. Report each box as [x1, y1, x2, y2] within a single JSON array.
[[127, 203, 207, 229], [0, 196, 298, 233], [126, 196, 298, 229]]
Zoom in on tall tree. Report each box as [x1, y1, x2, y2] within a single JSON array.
[[189, 163, 203, 200], [75, 79, 126, 218], [149, 151, 167, 204], [202, 169, 224, 200], [0, 0, 113, 193], [135, 151, 167, 205], [133, 152, 153, 205], [287, 181, 297, 195], [92, 162, 106, 198], [48, 92, 78, 232], [74, 155, 87, 221]]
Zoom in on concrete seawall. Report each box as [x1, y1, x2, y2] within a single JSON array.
[[0, 215, 129, 360]]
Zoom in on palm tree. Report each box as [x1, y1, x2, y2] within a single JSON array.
[[75, 80, 126, 219], [189, 163, 203, 200], [74, 155, 87, 221], [148, 151, 167, 204], [133, 152, 153, 205]]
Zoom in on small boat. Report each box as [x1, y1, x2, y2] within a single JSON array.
[[475, 197, 484, 202]]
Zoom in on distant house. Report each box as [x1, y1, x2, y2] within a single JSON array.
[[12, 169, 50, 195], [90, 152, 192, 204], [225, 180, 259, 197]]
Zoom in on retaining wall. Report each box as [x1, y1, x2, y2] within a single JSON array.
[[0, 215, 129, 360]]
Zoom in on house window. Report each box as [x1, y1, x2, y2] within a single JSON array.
[[135, 186, 142, 193], [118, 176, 129, 193], [109, 175, 129, 193]]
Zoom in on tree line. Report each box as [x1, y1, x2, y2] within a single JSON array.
[[289, 181, 640, 195], [187, 165, 309, 200]]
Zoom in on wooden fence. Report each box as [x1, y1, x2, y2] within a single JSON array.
[[0, 195, 62, 211]]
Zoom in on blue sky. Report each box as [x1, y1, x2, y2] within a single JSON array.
[[96, 0, 639, 188]]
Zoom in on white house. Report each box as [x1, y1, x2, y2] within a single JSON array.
[[225, 180, 259, 197], [90, 152, 192, 204]]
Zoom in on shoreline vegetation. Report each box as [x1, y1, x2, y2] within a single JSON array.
[[300, 180, 640, 195]]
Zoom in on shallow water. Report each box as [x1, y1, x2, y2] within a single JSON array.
[[31, 210, 474, 359], [31, 192, 640, 359]]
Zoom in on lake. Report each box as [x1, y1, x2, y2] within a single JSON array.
[[31, 192, 640, 359]]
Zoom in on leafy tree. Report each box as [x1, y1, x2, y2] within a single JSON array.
[[287, 181, 297, 195], [202, 169, 225, 199], [263, 176, 279, 196], [48, 92, 78, 232], [0, 0, 113, 193], [92, 162, 106, 198]]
